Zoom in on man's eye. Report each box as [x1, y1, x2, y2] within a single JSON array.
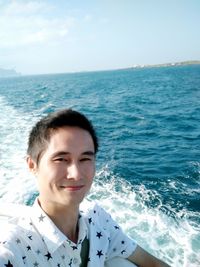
[[80, 158, 91, 162], [55, 158, 66, 162]]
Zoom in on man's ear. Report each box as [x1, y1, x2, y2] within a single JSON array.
[[26, 156, 38, 174]]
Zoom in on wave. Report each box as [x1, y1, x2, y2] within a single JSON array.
[[89, 166, 200, 267], [0, 95, 199, 266]]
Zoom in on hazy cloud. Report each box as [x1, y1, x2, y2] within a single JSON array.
[[0, 1, 75, 48], [83, 14, 93, 22], [2, 1, 48, 16]]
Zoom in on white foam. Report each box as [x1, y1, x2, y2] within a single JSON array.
[[0, 97, 199, 266], [0, 96, 37, 203], [88, 167, 200, 267]]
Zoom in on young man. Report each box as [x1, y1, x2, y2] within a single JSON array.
[[0, 109, 170, 267]]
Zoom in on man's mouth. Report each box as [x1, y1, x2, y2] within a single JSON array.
[[60, 185, 85, 191]]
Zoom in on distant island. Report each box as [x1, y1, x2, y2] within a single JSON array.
[[1, 60, 200, 77], [130, 60, 200, 69], [0, 68, 21, 78]]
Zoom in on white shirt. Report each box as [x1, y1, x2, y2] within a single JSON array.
[[0, 200, 137, 267]]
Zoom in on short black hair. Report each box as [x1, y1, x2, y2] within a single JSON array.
[[27, 109, 98, 164]]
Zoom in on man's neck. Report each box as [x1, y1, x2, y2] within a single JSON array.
[[38, 198, 80, 243]]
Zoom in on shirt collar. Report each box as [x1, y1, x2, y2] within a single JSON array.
[[30, 199, 88, 255]]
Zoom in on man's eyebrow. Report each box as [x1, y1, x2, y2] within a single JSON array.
[[81, 151, 95, 156], [51, 151, 95, 157], [51, 151, 70, 157]]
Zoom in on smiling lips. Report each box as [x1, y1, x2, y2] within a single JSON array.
[[60, 185, 85, 191]]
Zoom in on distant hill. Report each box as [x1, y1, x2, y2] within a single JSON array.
[[131, 60, 200, 69], [0, 68, 21, 78]]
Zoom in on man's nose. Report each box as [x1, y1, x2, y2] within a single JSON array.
[[67, 163, 82, 180]]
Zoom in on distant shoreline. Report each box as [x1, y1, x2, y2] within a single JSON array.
[[127, 60, 200, 70], [0, 68, 21, 78], [1, 60, 200, 78]]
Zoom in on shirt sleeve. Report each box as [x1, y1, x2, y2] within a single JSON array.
[[0, 223, 24, 267], [0, 245, 18, 267], [95, 204, 137, 260]]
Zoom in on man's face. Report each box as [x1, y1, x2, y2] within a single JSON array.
[[29, 126, 96, 208]]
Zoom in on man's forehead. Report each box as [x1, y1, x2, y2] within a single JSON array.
[[50, 126, 92, 136], [47, 127, 95, 148]]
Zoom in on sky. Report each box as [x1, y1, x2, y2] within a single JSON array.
[[0, 0, 200, 75]]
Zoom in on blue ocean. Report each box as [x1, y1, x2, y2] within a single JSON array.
[[0, 65, 199, 266]]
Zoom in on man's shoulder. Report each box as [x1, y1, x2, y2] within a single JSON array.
[[80, 200, 111, 224], [0, 203, 32, 218], [0, 203, 33, 243], [80, 199, 103, 214], [0, 220, 22, 244]]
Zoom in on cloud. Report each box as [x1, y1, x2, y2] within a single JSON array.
[[83, 14, 93, 22], [0, 1, 75, 48], [2, 1, 47, 16]]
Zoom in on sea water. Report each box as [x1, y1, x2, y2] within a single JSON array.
[[0, 65, 199, 266]]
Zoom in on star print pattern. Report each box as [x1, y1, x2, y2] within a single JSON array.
[[96, 231, 103, 239], [38, 214, 45, 222], [0, 200, 137, 266], [45, 251, 52, 261], [16, 238, 21, 244], [36, 249, 41, 254], [4, 260, 13, 267], [97, 250, 103, 258], [22, 256, 26, 264]]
